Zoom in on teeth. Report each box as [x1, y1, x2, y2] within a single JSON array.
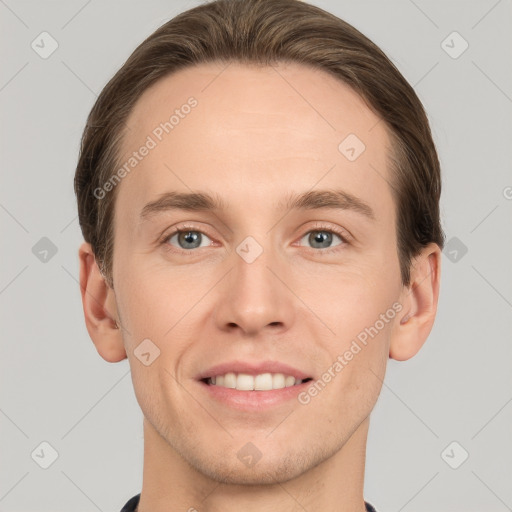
[[237, 373, 255, 390], [207, 372, 305, 391], [224, 372, 237, 389], [254, 373, 272, 390], [272, 373, 286, 389]]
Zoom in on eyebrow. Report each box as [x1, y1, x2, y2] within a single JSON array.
[[140, 189, 375, 221]]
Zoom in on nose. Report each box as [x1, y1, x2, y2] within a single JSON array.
[[213, 239, 295, 336]]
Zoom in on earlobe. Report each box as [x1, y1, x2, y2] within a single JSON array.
[[389, 243, 442, 361], [78, 242, 127, 363]]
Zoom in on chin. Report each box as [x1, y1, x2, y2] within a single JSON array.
[[185, 442, 326, 486], [196, 460, 306, 486]]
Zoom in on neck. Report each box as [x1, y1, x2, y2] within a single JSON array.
[[137, 417, 370, 512]]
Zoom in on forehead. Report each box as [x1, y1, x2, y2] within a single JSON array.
[[117, 61, 394, 222]]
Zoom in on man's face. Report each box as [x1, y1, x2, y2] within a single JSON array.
[[111, 62, 403, 484]]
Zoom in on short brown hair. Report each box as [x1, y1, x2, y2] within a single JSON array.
[[74, 0, 445, 288]]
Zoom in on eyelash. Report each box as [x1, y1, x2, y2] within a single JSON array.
[[160, 222, 350, 255]]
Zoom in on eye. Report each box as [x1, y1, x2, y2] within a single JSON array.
[[166, 229, 213, 250], [299, 229, 345, 250]]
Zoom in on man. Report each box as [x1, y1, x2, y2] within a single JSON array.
[[74, 0, 444, 510]]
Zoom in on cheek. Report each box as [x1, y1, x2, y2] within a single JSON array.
[[114, 258, 203, 342], [306, 316, 391, 429], [298, 259, 400, 339], [296, 258, 399, 406], [114, 262, 202, 396]]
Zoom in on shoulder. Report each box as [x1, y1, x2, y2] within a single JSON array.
[[120, 493, 140, 512]]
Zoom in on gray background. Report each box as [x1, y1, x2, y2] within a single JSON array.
[[1, 0, 511, 511]]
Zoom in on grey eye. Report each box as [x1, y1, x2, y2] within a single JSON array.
[[168, 230, 212, 250], [301, 230, 342, 249]]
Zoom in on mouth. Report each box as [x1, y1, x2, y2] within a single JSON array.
[[196, 361, 314, 410], [201, 372, 313, 391]]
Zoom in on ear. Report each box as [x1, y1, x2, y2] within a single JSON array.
[[390, 243, 442, 361], [78, 242, 127, 362]]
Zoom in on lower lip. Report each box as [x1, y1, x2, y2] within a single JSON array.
[[198, 380, 311, 411]]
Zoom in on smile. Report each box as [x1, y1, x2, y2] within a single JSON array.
[[204, 372, 312, 391]]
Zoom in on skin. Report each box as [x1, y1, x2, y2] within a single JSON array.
[[78, 62, 441, 512]]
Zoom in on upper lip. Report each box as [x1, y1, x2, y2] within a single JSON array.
[[196, 360, 312, 381]]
